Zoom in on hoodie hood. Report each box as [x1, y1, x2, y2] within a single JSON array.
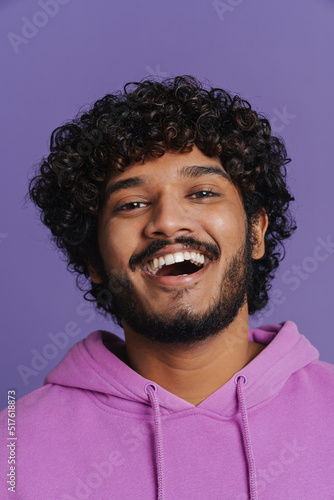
[[45, 320, 319, 416], [44, 320, 319, 500]]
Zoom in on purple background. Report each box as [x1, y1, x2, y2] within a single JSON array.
[[1, 0, 334, 411]]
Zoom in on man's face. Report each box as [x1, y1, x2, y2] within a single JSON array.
[[89, 146, 266, 345]]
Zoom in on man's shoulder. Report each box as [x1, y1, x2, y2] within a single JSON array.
[[0, 383, 74, 425], [306, 358, 334, 378], [293, 358, 334, 401]]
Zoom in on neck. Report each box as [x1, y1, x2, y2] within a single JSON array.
[[114, 305, 265, 406]]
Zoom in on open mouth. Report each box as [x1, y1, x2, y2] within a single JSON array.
[[154, 260, 203, 277], [145, 251, 205, 277]]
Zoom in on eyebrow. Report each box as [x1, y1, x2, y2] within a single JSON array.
[[103, 164, 231, 203]]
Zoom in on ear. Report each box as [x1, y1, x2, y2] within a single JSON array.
[[86, 257, 103, 284], [251, 208, 269, 260]]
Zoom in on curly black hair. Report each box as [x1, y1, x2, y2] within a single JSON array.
[[28, 75, 296, 322]]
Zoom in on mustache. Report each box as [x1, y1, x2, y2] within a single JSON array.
[[129, 236, 220, 271]]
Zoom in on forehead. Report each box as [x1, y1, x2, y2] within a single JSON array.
[[103, 147, 231, 197]]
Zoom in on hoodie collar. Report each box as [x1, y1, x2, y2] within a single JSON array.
[[45, 320, 319, 416]]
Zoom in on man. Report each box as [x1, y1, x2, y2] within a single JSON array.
[[1, 76, 334, 499]]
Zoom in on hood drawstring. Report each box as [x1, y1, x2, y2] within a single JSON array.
[[145, 383, 166, 500], [234, 373, 258, 500], [145, 375, 258, 500]]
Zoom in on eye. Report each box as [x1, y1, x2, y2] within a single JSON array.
[[189, 189, 220, 199], [114, 201, 148, 213]]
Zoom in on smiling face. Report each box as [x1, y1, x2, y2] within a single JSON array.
[[88, 146, 268, 345]]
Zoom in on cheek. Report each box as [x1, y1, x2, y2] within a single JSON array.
[[204, 205, 246, 252], [98, 220, 138, 269]]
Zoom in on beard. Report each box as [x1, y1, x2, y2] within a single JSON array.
[[94, 231, 254, 348]]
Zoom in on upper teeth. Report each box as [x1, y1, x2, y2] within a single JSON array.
[[146, 251, 205, 274]]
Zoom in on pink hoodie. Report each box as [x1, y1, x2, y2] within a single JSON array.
[[1, 320, 334, 499]]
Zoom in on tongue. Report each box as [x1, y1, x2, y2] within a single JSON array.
[[156, 261, 201, 277]]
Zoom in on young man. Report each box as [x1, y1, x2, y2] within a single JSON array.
[[1, 76, 334, 499]]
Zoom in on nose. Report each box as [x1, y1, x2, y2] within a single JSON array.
[[143, 194, 197, 238]]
